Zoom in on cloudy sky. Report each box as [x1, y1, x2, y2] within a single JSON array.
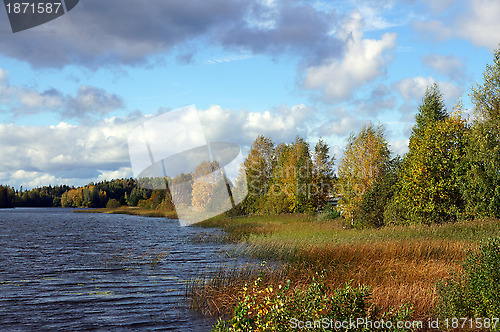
[[0, 0, 498, 189]]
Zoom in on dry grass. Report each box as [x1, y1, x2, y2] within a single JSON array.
[[75, 206, 178, 218], [189, 214, 499, 323], [187, 264, 287, 316], [189, 239, 469, 320]]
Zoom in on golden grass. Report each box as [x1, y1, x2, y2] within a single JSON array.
[[189, 214, 497, 323], [75, 206, 178, 218]]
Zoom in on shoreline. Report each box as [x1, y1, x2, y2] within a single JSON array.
[[74, 206, 178, 219]]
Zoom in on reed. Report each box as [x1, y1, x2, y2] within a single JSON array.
[[76, 206, 178, 218], [189, 214, 498, 324], [103, 247, 170, 269]]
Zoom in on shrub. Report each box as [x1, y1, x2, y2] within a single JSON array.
[[213, 274, 413, 331], [106, 198, 121, 209], [355, 157, 401, 228], [316, 204, 341, 221], [137, 198, 153, 209], [437, 237, 500, 320]]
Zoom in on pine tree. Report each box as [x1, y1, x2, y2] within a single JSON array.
[[311, 139, 335, 210]]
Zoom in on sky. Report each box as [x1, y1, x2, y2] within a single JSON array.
[[0, 0, 498, 189]]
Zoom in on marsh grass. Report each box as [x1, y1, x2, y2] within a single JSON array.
[[190, 214, 500, 322], [103, 247, 170, 269], [186, 264, 288, 316], [76, 206, 178, 219]]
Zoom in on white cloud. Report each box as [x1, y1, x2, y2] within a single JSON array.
[[423, 0, 460, 13], [0, 104, 315, 188], [394, 76, 464, 120], [303, 11, 397, 101], [354, 2, 402, 30], [315, 107, 365, 138], [10, 170, 59, 188], [198, 104, 311, 145], [96, 168, 133, 182], [394, 76, 463, 102], [0, 73, 123, 118], [439, 81, 465, 103], [318, 116, 364, 137], [457, 0, 500, 50], [0, 68, 8, 83], [412, 20, 454, 42], [65, 86, 124, 117], [394, 76, 435, 101], [390, 138, 409, 156], [422, 54, 466, 82], [18, 89, 64, 109], [0, 116, 142, 189], [49, 122, 77, 129], [414, 0, 500, 50]]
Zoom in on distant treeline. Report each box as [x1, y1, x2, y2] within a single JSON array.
[[0, 179, 157, 209], [0, 185, 15, 208], [0, 176, 195, 211]]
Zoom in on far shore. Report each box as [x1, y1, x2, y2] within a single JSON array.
[[74, 206, 178, 219]]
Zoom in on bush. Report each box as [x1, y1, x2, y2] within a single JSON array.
[[437, 237, 500, 320], [316, 204, 341, 221], [106, 198, 121, 209], [137, 198, 153, 209], [355, 157, 401, 228], [213, 274, 413, 331]]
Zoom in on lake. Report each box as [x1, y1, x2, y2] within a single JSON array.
[[0, 208, 240, 331]]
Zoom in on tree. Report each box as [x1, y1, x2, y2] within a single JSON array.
[[244, 135, 275, 196], [387, 85, 468, 224], [337, 123, 391, 223], [310, 139, 335, 210], [191, 161, 225, 212], [356, 156, 401, 228], [106, 198, 121, 209], [264, 137, 313, 213], [0, 185, 15, 208], [463, 48, 500, 218], [126, 186, 149, 206]]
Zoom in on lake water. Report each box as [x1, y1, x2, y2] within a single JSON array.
[[0, 208, 240, 331]]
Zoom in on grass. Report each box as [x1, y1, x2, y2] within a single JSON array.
[[103, 246, 170, 268], [188, 214, 500, 323], [75, 206, 178, 218]]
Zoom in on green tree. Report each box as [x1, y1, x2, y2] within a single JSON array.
[[356, 156, 401, 228], [387, 85, 468, 224], [264, 137, 313, 213], [106, 198, 121, 209], [310, 139, 335, 210], [241, 136, 276, 213], [337, 123, 391, 223], [463, 48, 500, 218], [0, 185, 15, 208]]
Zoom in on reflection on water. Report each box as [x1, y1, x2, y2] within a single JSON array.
[[0, 208, 239, 331]]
